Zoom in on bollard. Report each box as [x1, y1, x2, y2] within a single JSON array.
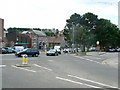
[[22, 54, 28, 65], [44, 50, 47, 54]]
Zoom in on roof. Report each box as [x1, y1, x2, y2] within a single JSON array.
[[33, 30, 46, 37], [22, 30, 46, 37], [48, 36, 64, 43], [22, 31, 30, 34]]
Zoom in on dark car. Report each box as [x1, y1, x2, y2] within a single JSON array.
[[105, 48, 116, 52], [15, 48, 40, 57], [46, 49, 58, 56]]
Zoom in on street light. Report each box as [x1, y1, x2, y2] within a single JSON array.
[[72, 22, 75, 53]]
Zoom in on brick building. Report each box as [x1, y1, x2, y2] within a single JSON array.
[[47, 36, 65, 48], [22, 30, 47, 49], [6, 31, 31, 48], [0, 18, 4, 48]]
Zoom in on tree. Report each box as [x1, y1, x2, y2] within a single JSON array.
[[64, 12, 98, 51], [96, 19, 120, 48], [64, 13, 82, 47]]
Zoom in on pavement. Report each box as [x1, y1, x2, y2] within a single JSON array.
[[86, 52, 118, 69], [74, 52, 118, 69]]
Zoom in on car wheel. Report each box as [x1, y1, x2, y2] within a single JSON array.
[[55, 53, 58, 56], [35, 54, 39, 57]]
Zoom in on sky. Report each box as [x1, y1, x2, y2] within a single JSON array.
[[0, 0, 119, 30]]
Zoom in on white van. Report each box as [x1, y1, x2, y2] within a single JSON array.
[[54, 46, 61, 54], [14, 46, 24, 52]]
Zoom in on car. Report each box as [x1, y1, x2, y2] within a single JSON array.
[[3, 47, 15, 53], [89, 47, 96, 51], [55, 48, 61, 54], [46, 49, 59, 56], [0, 48, 7, 54], [63, 48, 70, 53], [116, 48, 120, 52], [105, 48, 116, 52], [15, 48, 40, 57]]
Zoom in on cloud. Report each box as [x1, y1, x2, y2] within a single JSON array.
[[0, 0, 119, 30]]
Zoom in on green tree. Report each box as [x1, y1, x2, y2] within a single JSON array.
[[64, 12, 98, 51], [96, 19, 119, 48]]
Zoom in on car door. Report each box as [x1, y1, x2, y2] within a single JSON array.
[[26, 49, 31, 55], [30, 49, 35, 55]]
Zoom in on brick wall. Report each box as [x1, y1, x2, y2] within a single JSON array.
[[0, 18, 4, 48]]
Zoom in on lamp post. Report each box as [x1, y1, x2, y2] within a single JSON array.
[[72, 22, 75, 53]]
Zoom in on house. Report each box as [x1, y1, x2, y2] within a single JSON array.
[[22, 30, 47, 49], [47, 36, 65, 48], [6, 30, 31, 48]]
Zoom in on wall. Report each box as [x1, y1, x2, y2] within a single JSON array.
[[0, 18, 4, 48]]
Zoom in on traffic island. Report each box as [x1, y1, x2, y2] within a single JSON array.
[[15, 64, 31, 67], [15, 54, 31, 67]]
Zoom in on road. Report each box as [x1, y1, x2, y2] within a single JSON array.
[[1, 52, 118, 89]]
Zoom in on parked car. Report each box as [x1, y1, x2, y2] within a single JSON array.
[[55, 48, 61, 54], [89, 47, 96, 51], [15, 48, 40, 57], [3, 47, 15, 53], [0, 48, 7, 54], [63, 48, 71, 53], [46, 49, 58, 56], [105, 48, 116, 52], [116, 48, 120, 52]]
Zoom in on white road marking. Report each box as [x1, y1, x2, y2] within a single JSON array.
[[11, 65, 36, 72], [74, 56, 101, 64], [33, 64, 52, 71], [48, 60, 53, 62], [0, 65, 6, 67], [84, 56, 101, 60], [56, 76, 101, 88], [68, 74, 118, 88]]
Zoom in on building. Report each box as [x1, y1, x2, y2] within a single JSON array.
[[22, 30, 47, 49], [47, 36, 65, 48], [6, 30, 31, 48], [118, 1, 120, 29], [0, 18, 4, 48]]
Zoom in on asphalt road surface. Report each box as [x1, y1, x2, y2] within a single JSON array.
[[1, 52, 118, 89]]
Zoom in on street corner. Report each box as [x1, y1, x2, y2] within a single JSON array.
[[102, 57, 118, 68], [86, 52, 107, 56]]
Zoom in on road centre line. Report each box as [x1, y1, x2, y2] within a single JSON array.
[[68, 74, 118, 88], [48, 60, 53, 62], [33, 64, 52, 71], [11, 65, 36, 73], [74, 56, 101, 64], [56, 76, 101, 88]]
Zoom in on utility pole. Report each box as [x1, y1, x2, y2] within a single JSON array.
[[72, 22, 75, 53]]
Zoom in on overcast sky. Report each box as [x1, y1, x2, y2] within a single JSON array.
[[0, 0, 119, 30]]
